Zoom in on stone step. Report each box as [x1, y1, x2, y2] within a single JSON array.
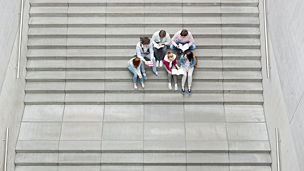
[[29, 0, 259, 7], [25, 70, 263, 81], [15, 165, 272, 171], [15, 151, 271, 166], [26, 49, 262, 60], [28, 27, 260, 38], [28, 17, 260, 27], [25, 81, 263, 93], [24, 92, 264, 105], [29, 6, 259, 17], [27, 37, 261, 47], [26, 59, 262, 71]]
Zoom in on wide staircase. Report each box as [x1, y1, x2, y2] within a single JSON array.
[[15, 0, 271, 171]]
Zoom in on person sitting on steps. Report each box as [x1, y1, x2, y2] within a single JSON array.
[[135, 36, 159, 79], [127, 57, 145, 90], [170, 29, 196, 54], [180, 51, 196, 94], [151, 29, 171, 68], [163, 51, 179, 91]]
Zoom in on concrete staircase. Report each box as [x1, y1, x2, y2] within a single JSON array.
[[15, 0, 271, 171]]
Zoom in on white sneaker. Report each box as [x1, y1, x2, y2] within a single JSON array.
[[160, 60, 163, 67], [168, 83, 172, 90], [174, 84, 178, 91], [134, 84, 138, 90], [156, 61, 160, 67], [141, 82, 145, 89]]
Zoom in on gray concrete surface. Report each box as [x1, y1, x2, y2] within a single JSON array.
[[259, 0, 304, 170]]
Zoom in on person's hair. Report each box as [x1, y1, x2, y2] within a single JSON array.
[[133, 57, 141, 67], [140, 37, 150, 45], [185, 50, 193, 62], [159, 30, 166, 38], [167, 51, 174, 59], [180, 29, 188, 36]]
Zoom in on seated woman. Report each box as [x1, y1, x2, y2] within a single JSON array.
[[128, 57, 144, 90], [163, 51, 179, 90], [180, 51, 196, 94]]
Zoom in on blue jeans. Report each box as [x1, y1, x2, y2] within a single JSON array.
[[128, 65, 143, 84], [140, 54, 157, 75], [170, 41, 196, 51]]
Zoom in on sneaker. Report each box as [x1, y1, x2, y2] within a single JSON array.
[[156, 61, 160, 68], [154, 72, 160, 77], [160, 60, 163, 67], [143, 73, 147, 80], [174, 84, 178, 91], [141, 82, 145, 89], [168, 83, 172, 90], [188, 89, 191, 94], [181, 88, 185, 94], [134, 84, 138, 90]]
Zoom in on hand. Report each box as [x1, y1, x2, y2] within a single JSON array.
[[144, 61, 149, 65], [176, 45, 180, 49], [138, 75, 142, 79], [160, 42, 165, 45], [176, 66, 180, 69]]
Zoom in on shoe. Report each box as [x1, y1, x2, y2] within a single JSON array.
[[188, 89, 191, 94], [168, 83, 172, 90], [141, 82, 145, 89], [143, 73, 147, 80], [134, 84, 138, 90], [181, 88, 185, 94], [160, 61, 163, 67], [174, 84, 178, 91], [156, 61, 160, 67], [154, 72, 160, 78]]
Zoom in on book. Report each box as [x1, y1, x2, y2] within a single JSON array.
[[146, 61, 154, 67], [179, 44, 189, 52], [154, 43, 165, 49], [172, 68, 184, 75]]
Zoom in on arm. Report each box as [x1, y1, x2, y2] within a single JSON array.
[[136, 44, 146, 62], [171, 32, 179, 47], [188, 32, 195, 47], [180, 56, 186, 68], [164, 33, 171, 46], [151, 32, 158, 46], [163, 60, 172, 72], [190, 56, 197, 68]]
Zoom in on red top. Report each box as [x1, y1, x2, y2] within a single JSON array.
[[163, 58, 177, 72]]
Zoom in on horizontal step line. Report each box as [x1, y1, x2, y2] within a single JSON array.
[[15, 150, 270, 153]]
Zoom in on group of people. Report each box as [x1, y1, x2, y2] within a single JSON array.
[[127, 29, 197, 94]]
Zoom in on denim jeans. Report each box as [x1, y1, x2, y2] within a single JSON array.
[[140, 54, 157, 75], [153, 45, 167, 61], [170, 41, 196, 51], [128, 65, 143, 84]]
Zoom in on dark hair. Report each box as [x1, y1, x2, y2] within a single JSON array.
[[159, 30, 166, 38], [133, 57, 141, 67], [185, 51, 193, 62], [180, 29, 188, 37], [140, 37, 150, 45]]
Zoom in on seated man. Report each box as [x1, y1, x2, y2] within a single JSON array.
[[151, 29, 171, 67], [170, 29, 196, 53], [135, 37, 159, 79]]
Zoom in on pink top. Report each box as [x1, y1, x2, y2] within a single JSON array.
[[171, 30, 195, 47]]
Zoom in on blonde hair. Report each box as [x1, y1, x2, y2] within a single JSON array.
[[167, 51, 174, 58]]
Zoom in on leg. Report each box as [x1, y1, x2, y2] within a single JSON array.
[[160, 45, 167, 61], [173, 74, 177, 84], [167, 71, 172, 83], [153, 47, 161, 61], [128, 66, 138, 84], [151, 56, 158, 75], [182, 70, 187, 90], [189, 43, 196, 50], [188, 67, 194, 89]]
